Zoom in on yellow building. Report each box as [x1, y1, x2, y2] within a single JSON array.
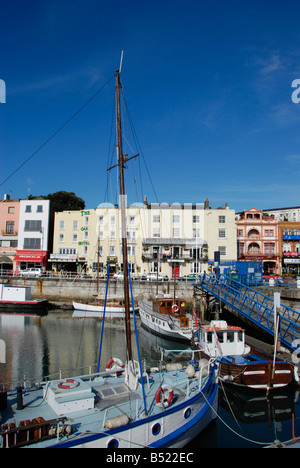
[[50, 199, 237, 277]]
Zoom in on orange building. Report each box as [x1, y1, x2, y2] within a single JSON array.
[[0, 195, 20, 272], [236, 208, 280, 275]]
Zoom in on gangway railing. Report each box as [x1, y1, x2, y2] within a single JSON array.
[[195, 273, 300, 352]]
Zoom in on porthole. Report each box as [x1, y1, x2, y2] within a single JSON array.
[[107, 438, 119, 448], [152, 423, 161, 436], [184, 407, 192, 419]]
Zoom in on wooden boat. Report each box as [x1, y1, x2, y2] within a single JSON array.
[[197, 320, 294, 390], [139, 295, 198, 343]]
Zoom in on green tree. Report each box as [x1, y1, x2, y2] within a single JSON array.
[[42, 191, 86, 212]]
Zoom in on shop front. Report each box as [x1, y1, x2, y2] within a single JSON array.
[[14, 250, 47, 272], [282, 252, 300, 276]]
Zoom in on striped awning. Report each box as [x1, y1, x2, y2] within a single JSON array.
[[0, 256, 13, 264]]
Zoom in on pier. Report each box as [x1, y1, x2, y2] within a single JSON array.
[[195, 273, 300, 352]]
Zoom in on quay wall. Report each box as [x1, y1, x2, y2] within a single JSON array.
[[1, 277, 195, 305]]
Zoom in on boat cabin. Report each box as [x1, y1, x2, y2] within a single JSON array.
[[151, 297, 190, 327], [199, 320, 251, 358], [152, 297, 187, 316]]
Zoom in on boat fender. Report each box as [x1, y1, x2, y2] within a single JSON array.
[[57, 379, 79, 390], [198, 358, 209, 368], [166, 363, 183, 371], [185, 364, 196, 378], [155, 385, 174, 408], [172, 304, 179, 313], [223, 375, 234, 382], [105, 414, 129, 429], [106, 358, 124, 376]]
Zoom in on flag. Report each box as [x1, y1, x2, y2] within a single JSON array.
[[193, 309, 199, 328]]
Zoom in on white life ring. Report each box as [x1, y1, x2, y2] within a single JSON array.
[[57, 379, 79, 390], [106, 358, 124, 376], [172, 304, 179, 313], [155, 385, 174, 408]]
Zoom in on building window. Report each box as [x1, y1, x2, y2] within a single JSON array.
[[5, 221, 15, 234], [73, 220, 78, 230], [173, 228, 180, 238], [219, 246, 226, 256], [193, 215, 199, 223], [219, 215, 225, 224], [59, 220, 65, 230], [173, 215, 180, 223], [72, 234, 78, 243], [59, 234, 64, 242], [8, 206, 15, 214], [248, 243, 260, 254], [265, 243, 275, 254], [193, 228, 200, 238], [218, 229, 226, 238], [110, 216, 116, 226], [25, 205, 32, 213], [153, 227, 160, 237], [98, 216, 104, 225], [23, 238, 41, 249], [24, 220, 42, 232], [36, 205, 43, 213], [84, 216, 89, 227]]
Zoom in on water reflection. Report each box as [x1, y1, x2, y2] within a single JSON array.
[[0, 311, 141, 387]]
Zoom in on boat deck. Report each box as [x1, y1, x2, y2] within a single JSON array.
[[221, 354, 270, 366], [0, 365, 213, 448]]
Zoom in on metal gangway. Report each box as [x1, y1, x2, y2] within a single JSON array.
[[195, 273, 300, 352]]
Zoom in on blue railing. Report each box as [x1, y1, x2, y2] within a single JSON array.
[[196, 273, 300, 351]]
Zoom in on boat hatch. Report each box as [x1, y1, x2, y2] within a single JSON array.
[[93, 384, 139, 410]]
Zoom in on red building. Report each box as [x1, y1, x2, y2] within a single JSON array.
[[236, 208, 280, 275]]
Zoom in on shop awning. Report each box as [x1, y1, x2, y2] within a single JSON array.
[[14, 254, 44, 262], [0, 256, 13, 264]]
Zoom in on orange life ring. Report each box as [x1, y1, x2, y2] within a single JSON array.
[[106, 358, 124, 376], [155, 385, 174, 408], [57, 379, 79, 390], [172, 304, 179, 313]]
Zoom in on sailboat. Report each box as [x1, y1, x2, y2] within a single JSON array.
[[0, 66, 218, 448], [73, 238, 138, 319]]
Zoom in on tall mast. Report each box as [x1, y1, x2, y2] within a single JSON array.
[[116, 69, 132, 361]]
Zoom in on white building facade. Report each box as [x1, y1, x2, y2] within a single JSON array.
[[15, 199, 51, 271]]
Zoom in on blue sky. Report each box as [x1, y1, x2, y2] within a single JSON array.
[[1, 0, 300, 212]]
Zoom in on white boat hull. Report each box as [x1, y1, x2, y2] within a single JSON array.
[[72, 301, 138, 319]]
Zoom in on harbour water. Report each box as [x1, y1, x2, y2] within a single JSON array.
[[0, 309, 299, 449]]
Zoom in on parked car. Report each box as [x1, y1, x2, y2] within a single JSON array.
[[146, 273, 168, 282], [17, 268, 44, 278], [113, 272, 124, 280], [178, 274, 201, 282], [263, 274, 284, 285]]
